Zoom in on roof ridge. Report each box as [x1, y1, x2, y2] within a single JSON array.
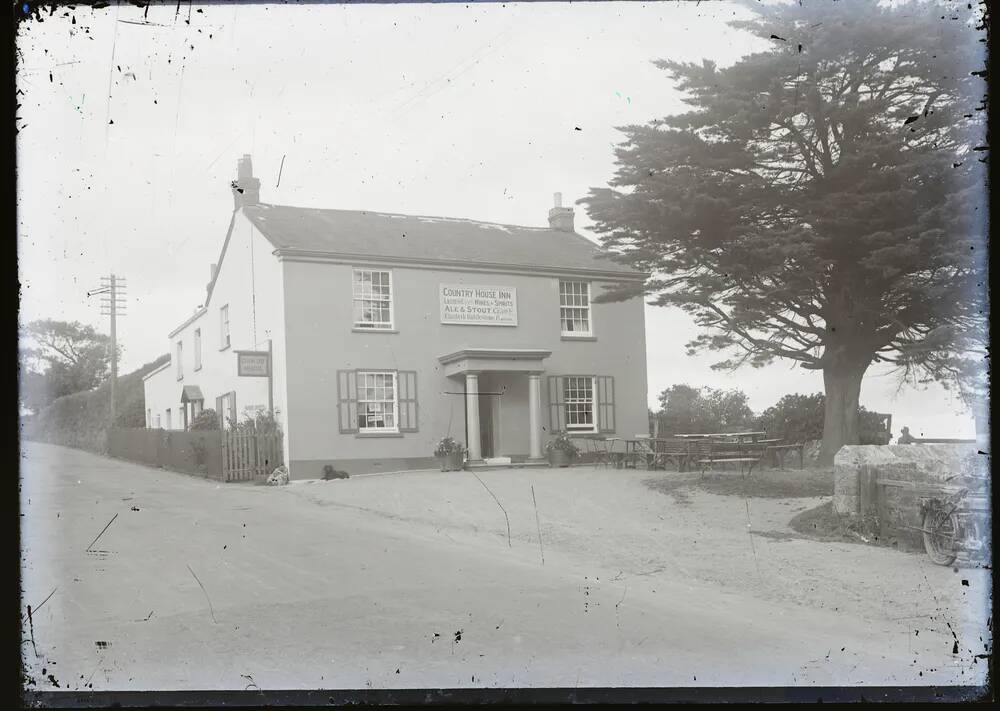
[[251, 202, 564, 233]]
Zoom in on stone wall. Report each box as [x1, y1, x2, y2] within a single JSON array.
[[833, 444, 987, 548]]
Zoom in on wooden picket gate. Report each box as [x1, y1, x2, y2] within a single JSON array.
[[221, 430, 284, 482]]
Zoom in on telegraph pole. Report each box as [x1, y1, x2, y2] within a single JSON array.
[[88, 274, 127, 433]]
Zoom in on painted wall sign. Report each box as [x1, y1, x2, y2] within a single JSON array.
[[235, 350, 270, 377], [440, 284, 518, 326]]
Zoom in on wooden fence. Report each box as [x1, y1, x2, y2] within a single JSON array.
[[222, 430, 284, 482], [107, 428, 224, 480]]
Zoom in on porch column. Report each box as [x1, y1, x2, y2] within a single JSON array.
[[465, 372, 483, 462], [528, 373, 543, 461]]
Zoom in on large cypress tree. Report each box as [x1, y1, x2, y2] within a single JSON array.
[[581, 0, 987, 463]]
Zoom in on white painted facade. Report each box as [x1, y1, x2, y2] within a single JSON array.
[[142, 212, 290, 459]]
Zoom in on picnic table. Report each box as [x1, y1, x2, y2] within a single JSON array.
[[581, 433, 804, 473], [675, 431, 768, 442], [618, 434, 764, 472]]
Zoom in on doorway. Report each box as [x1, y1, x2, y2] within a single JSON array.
[[477, 375, 501, 458]]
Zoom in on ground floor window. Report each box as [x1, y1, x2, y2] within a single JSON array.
[[356, 371, 398, 432], [337, 369, 418, 434], [563, 376, 596, 432], [548, 374, 615, 434]]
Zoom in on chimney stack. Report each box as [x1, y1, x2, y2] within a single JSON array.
[[232, 154, 261, 209], [548, 192, 574, 232]]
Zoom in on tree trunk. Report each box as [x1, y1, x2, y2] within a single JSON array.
[[819, 359, 870, 466]]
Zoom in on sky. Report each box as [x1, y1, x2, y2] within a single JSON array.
[[16, 1, 981, 438]]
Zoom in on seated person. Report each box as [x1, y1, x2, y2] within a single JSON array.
[[897, 426, 916, 444]]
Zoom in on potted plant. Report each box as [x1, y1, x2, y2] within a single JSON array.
[[434, 437, 467, 471], [545, 432, 580, 468]]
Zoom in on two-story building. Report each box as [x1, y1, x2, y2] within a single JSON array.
[[143, 155, 650, 478]]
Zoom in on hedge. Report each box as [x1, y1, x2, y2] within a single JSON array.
[[22, 354, 169, 454]]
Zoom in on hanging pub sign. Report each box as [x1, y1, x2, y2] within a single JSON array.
[[235, 350, 270, 377], [439, 284, 518, 326]]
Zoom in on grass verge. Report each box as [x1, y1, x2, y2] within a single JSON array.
[[644, 466, 834, 500], [788, 501, 924, 552]]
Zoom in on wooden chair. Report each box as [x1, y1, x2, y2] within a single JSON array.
[[591, 437, 626, 468], [626, 436, 658, 469], [604, 437, 626, 468]]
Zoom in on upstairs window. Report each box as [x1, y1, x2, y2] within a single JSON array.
[[220, 304, 231, 349], [194, 328, 202, 370], [559, 281, 592, 336], [176, 341, 183, 380], [352, 269, 393, 330]]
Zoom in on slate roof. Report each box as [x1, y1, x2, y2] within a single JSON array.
[[242, 203, 643, 277]]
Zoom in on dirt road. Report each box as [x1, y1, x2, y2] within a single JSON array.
[[19, 443, 989, 690]]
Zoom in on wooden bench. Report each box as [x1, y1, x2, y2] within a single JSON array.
[[652, 438, 692, 471], [696, 456, 763, 476], [765, 443, 805, 469], [694, 440, 764, 477]]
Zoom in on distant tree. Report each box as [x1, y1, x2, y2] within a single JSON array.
[[580, 0, 987, 463], [19, 320, 116, 412], [757, 392, 826, 443], [757, 391, 890, 444], [656, 384, 754, 434]]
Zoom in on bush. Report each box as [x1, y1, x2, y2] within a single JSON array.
[[433, 436, 466, 457], [189, 408, 220, 431], [653, 384, 755, 435], [756, 393, 825, 443], [545, 432, 580, 457], [756, 393, 891, 444], [229, 411, 281, 434]]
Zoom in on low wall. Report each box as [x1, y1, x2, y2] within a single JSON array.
[[108, 428, 224, 480], [833, 443, 986, 548]]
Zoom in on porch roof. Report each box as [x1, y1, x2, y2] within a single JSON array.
[[180, 385, 205, 403], [438, 347, 552, 377]]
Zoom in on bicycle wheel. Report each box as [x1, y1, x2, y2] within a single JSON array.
[[923, 507, 959, 566]]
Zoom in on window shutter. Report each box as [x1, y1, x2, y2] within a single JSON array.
[[397, 370, 418, 432], [547, 375, 567, 433], [597, 376, 616, 433], [337, 370, 359, 433]]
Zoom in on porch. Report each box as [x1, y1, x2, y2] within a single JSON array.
[[438, 348, 551, 465]]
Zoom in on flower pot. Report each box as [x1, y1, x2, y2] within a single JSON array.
[[439, 451, 465, 472], [548, 449, 571, 468]]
